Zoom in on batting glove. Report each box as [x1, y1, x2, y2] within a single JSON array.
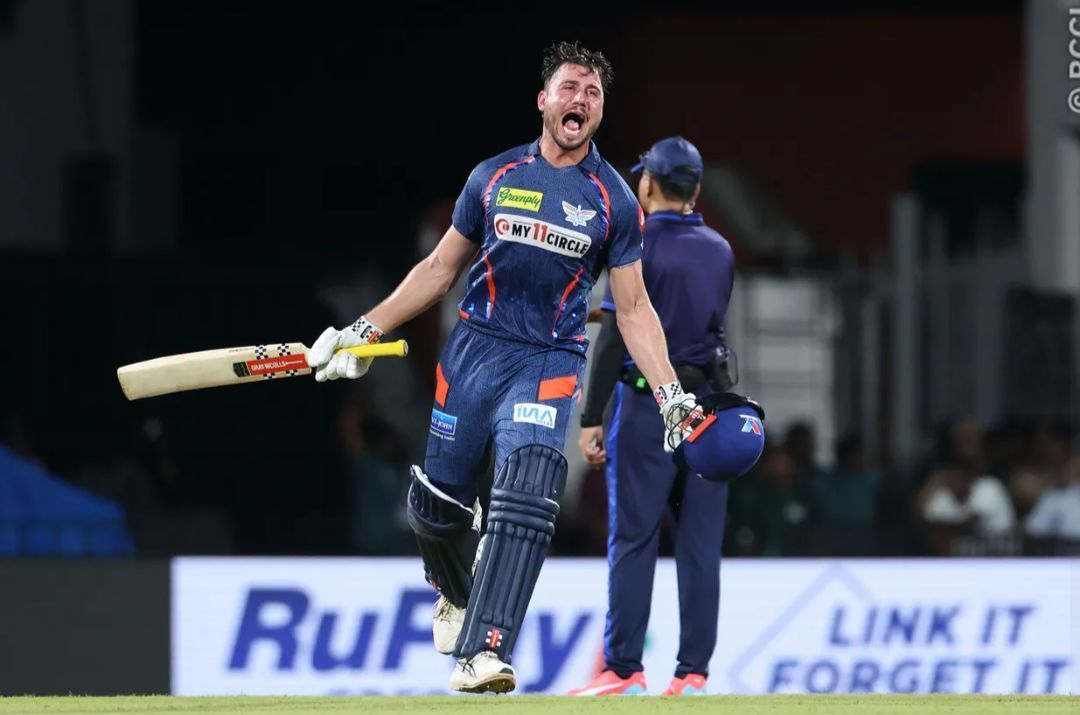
[[308, 316, 383, 382], [656, 381, 707, 453]]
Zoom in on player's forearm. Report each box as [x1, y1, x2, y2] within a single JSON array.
[[616, 297, 677, 391], [367, 254, 459, 333]]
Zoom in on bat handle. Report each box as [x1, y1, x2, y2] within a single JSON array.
[[340, 339, 409, 359]]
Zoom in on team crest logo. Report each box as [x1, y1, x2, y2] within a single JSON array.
[[740, 414, 763, 435], [562, 201, 597, 227]]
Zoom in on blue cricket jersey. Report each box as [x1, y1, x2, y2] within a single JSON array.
[[602, 210, 734, 367], [452, 139, 644, 354]]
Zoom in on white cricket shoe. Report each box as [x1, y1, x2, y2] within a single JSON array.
[[449, 650, 516, 694], [433, 529, 484, 654], [432, 595, 466, 655]]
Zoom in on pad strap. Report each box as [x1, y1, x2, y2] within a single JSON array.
[[699, 391, 765, 420]]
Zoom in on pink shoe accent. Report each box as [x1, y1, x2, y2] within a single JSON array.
[[568, 669, 648, 696], [663, 673, 707, 695]]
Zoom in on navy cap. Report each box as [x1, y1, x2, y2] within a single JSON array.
[[630, 136, 703, 184]]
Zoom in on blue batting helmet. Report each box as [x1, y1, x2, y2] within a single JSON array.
[[674, 393, 765, 483]]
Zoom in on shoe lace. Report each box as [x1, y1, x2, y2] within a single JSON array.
[[463, 651, 499, 674], [434, 597, 456, 621]]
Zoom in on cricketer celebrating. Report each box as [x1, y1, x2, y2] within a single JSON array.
[[307, 42, 707, 694]]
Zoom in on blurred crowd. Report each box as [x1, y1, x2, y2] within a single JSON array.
[[333, 408, 1079, 560], [713, 417, 1080, 558], [2, 400, 1077, 559]]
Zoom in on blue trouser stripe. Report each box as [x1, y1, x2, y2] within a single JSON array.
[[603, 383, 623, 663]]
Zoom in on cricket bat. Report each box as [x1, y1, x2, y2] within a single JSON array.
[[116, 339, 408, 401]]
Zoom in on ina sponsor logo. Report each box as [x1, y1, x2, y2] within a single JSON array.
[[431, 409, 458, 439], [493, 214, 592, 258], [513, 403, 557, 429], [496, 187, 543, 212]]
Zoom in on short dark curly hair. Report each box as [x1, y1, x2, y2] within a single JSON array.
[[541, 41, 614, 93]]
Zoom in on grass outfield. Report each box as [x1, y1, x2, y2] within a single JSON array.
[[0, 696, 1075, 714]]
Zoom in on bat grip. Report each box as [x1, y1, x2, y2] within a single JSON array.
[[340, 339, 409, 359]]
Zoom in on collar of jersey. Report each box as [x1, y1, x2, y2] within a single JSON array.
[[647, 210, 704, 225], [526, 138, 604, 174]]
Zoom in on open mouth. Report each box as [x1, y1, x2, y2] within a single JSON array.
[[561, 110, 586, 134]]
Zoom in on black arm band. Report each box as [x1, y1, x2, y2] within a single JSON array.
[[580, 310, 627, 428]]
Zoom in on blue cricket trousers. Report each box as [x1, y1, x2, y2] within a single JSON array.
[[605, 382, 729, 677], [425, 321, 584, 493]]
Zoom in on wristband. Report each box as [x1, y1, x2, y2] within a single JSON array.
[[654, 381, 684, 409], [348, 315, 383, 345]]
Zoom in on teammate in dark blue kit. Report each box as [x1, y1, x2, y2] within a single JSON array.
[[307, 45, 711, 694], [572, 137, 740, 696]]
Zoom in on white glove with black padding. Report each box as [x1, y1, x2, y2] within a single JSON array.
[[307, 315, 383, 382], [655, 381, 708, 453]]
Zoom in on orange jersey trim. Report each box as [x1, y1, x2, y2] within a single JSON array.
[[538, 374, 578, 401], [435, 363, 449, 408], [586, 171, 612, 243]]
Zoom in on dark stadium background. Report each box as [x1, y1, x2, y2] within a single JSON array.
[[2, 0, 1073, 558], [4, 0, 1080, 699]]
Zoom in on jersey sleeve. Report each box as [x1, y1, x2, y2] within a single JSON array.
[[605, 177, 645, 268], [451, 163, 489, 243]]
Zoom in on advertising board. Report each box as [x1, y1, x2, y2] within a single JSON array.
[[172, 558, 1077, 695]]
